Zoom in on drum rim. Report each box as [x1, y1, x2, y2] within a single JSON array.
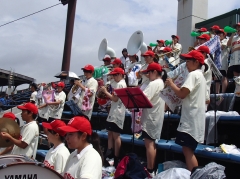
[[0, 162, 64, 179]]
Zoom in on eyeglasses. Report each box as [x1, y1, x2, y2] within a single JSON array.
[[83, 70, 92, 73]]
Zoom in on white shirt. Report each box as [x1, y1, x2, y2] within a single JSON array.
[[30, 91, 37, 103], [11, 121, 39, 158], [139, 63, 149, 91], [220, 38, 229, 71], [63, 144, 102, 179], [127, 62, 142, 86], [120, 56, 130, 70], [107, 79, 127, 129], [171, 43, 182, 64], [67, 85, 82, 104], [229, 34, 240, 66], [77, 77, 98, 119], [178, 70, 206, 143], [141, 79, 165, 139], [49, 91, 66, 119], [44, 143, 70, 174]]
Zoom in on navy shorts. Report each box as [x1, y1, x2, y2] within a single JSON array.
[[228, 65, 240, 78], [142, 131, 155, 141], [175, 131, 198, 151], [106, 121, 122, 133]]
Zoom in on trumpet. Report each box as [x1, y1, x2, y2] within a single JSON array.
[[157, 49, 180, 58], [72, 80, 82, 94]]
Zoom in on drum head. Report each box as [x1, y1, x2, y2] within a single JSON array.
[[0, 155, 32, 165], [0, 162, 63, 179]]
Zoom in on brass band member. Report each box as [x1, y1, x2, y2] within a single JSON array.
[[75, 65, 98, 120], [171, 35, 182, 65]]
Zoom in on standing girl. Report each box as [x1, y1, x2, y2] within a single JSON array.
[[140, 62, 167, 177], [100, 67, 127, 167], [166, 50, 207, 171]]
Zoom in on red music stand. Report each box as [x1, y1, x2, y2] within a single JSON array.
[[114, 87, 153, 151]]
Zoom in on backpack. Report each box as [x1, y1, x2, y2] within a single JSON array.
[[114, 153, 149, 179]]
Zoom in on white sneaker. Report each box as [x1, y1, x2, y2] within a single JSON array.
[[145, 171, 155, 179]]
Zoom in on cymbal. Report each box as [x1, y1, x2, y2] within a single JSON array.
[[0, 118, 20, 147]]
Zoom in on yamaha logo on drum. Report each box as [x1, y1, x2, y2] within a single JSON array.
[[5, 174, 37, 179]]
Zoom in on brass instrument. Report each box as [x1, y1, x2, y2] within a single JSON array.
[[207, 54, 222, 80], [0, 118, 20, 147], [96, 84, 112, 99], [71, 80, 82, 94], [157, 49, 180, 58]]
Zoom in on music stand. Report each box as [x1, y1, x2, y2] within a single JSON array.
[[114, 87, 153, 151]]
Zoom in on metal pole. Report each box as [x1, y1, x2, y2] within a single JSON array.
[[61, 0, 77, 72]]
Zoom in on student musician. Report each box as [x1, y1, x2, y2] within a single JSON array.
[[153, 40, 165, 54], [227, 22, 240, 96], [42, 120, 70, 174], [0, 103, 39, 159], [99, 67, 126, 167], [38, 82, 66, 122], [127, 54, 142, 87], [0, 112, 18, 155], [120, 48, 131, 70], [30, 83, 38, 104], [171, 35, 182, 65], [67, 79, 82, 104], [141, 63, 167, 177], [59, 116, 103, 179], [75, 65, 98, 120], [166, 50, 207, 172], [161, 47, 176, 73]]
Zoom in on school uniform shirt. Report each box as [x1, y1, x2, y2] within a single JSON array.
[[30, 91, 37, 103], [204, 59, 213, 101], [106, 79, 127, 129], [120, 56, 130, 70], [128, 62, 142, 86], [11, 121, 39, 158], [141, 79, 165, 140], [171, 43, 182, 65], [49, 91, 66, 119], [67, 85, 82, 104], [177, 69, 207, 143], [220, 38, 229, 71], [77, 77, 98, 119], [229, 34, 240, 67], [44, 143, 70, 174], [63, 144, 102, 179]]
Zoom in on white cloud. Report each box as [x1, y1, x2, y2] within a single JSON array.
[[0, 0, 239, 89]]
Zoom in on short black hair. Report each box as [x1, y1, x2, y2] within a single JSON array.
[[122, 48, 128, 52], [31, 83, 38, 90]]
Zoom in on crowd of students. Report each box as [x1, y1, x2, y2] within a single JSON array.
[[0, 22, 239, 178]]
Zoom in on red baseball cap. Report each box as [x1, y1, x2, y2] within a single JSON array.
[[103, 57, 111, 61], [234, 23, 240, 28], [198, 27, 208, 32], [3, 112, 16, 120], [210, 25, 220, 30], [109, 67, 125, 75], [111, 58, 122, 65], [57, 81, 65, 88], [142, 62, 162, 73], [197, 34, 210, 41], [216, 29, 226, 36], [163, 47, 172, 52], [17, 103, 38, 115], [42, 120, 67, 136], [82, 64, 94, 72], [197, 46, 210, 54], [180, 50, 205, 64], [58, 116, 92, 135], [171, 35, 180, 40], [157, 40, 165, 44], [141, 50, 155, 57]]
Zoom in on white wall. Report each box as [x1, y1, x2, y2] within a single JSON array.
[[177, 0, 208, 53]]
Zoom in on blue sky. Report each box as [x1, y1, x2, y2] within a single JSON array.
[[0, 0, 239, 89]]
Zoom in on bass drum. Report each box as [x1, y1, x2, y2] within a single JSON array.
[[0, 154, 33, 165], [0, 162, 64, 179]]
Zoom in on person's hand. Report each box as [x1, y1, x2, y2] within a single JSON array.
[[100, 86, 107, 93], [75, 80, 83, 88], [165, 78, 174, 87], [0, 132, 11, 139]]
